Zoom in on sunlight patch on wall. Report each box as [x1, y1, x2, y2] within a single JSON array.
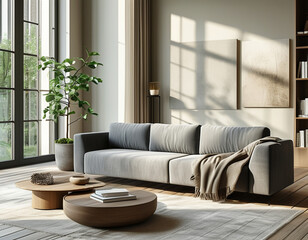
[[170, 14, 196, 43], [204, 21, 240, 40], [170, 39, 238, 110]]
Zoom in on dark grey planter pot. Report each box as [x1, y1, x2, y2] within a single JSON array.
[[55, 143, 74, 171]]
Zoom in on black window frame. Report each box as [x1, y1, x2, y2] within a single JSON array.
[[0, 0, 58, 169]]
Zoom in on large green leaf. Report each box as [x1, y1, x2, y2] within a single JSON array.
[[87, 61, 98, 69], [64, 66, 76, 72], [62, 58, 75, 65], [46, 94, 55, 102], [68, 111, 76, 115], [89, 51, 99, 56]]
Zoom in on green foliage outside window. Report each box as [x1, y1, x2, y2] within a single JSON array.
[[0, 39, 12, 161]]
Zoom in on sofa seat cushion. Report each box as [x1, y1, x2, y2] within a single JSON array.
[[169, 154, 249, 192], [149, 124, 200, 154], [109, 123, 151, 150], [199, 125, 270, 154], [84, 149, 187, 183], [169, 155, 201, 186]]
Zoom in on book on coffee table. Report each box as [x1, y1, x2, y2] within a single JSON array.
[[95, 188, 129, 197], [90, 193, 136, 203]]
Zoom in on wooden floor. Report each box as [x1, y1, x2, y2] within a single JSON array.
[[0, 162, 307, 240]]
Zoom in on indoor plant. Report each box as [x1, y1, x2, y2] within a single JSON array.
[[39, 49, 103, 170]]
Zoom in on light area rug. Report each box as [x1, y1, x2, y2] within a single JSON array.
[[0, 181, 302, 240]]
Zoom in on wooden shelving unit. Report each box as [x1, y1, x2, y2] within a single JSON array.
[[295, 0, 308, 167]]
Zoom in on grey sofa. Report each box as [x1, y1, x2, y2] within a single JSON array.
[[74, 123, 294, 196]]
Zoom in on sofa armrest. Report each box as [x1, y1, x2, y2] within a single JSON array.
[[74, 132, 109, 173], [248, 139, 294, 195]]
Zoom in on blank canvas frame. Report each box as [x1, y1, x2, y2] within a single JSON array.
[[242, 39, 290, 108], [169, 39, 238, 110]]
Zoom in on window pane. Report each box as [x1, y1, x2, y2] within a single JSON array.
[[24, 23, 38, 55], [24, 121, 38, 158], [0, 90, 12, 121], [24, 0, 38, 23], [40, 119, 54, 155], [40, 0, 55, 57], [39, 91, 49, 119], [0, 51, 12, 88], [0, 0, 13, 50], [39, 67, 52, 90], [24, 55, 38, 89], [0, 123, 12, 161], [24, 91, 38, 120]]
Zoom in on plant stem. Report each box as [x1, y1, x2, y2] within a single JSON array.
[[73, 56, 89, 78], [66, 103, 70, 139], [69, 116, 82, 126], [65, 75, 70, 139]]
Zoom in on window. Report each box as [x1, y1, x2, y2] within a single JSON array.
[[0, 0, 13, 162], [0, 0, 56, 167]]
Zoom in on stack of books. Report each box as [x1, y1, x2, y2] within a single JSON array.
[[299, 98, 308, 117], [296, 130, 308, 148], [90, 188, 136, 203], [298, 61, 308, 78]]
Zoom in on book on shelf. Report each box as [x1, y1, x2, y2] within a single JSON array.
[[298, 61, 302, 78], [95, 188, 129, 197], [297, 31, 308, 34], [300, 130, 305, 147], [304, 19, 308, 31], [299, 99, 308, 116], [296, 129, 308, 147], [90, 193, 137, 203], [301, 100, 305, 115], [298, 61, 308, 78]]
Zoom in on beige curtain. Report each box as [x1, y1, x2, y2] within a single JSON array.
[[134, 0, 150, 123]]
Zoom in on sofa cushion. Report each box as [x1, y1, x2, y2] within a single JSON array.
[[149, 124, 200, 154], [199, 125, 270, 154], [169, 154, 249, 192], [109, 122, 151, 150], [84, 148, 187, 183], [169, 155, 201, 186]]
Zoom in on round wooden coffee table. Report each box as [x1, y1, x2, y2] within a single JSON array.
[[16, 176, 105, 210], [63, 190, 157, 227]]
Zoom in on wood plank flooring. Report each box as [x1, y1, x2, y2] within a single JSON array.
[[0, 162, 307, 240]]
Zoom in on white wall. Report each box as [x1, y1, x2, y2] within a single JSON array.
[[58, 0, 83, 138], [57, 0, 69, 138], [151, 0, 295, 139], [69, 0, 83, 137], [82, 0, 119, 132]]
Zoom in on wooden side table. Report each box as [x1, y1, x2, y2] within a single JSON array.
[[16, 177, 105, 210], [147, 95, 161, 123]]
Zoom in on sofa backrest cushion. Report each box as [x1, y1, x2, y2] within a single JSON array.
[[199, 125, 270, 154], [149, 124, 200, 154], [109, 123, 151, 150]]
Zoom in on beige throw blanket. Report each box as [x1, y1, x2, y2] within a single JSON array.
[[191, 137, 280, 201]]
